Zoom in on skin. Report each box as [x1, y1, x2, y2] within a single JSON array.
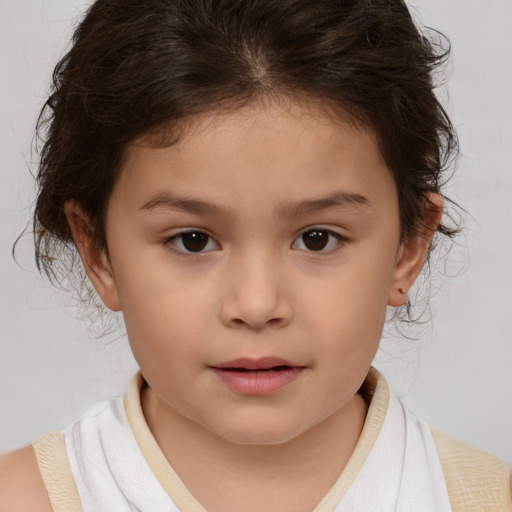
[[0, 446, 53, 511], [0, 98, 440, 511]]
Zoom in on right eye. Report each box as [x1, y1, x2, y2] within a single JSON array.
[[292, 228, 345, 253], [167, 231, 220, 254]]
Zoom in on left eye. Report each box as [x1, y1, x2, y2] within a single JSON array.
[[168, 231, 220, 253], [292, 229, 343, 252]]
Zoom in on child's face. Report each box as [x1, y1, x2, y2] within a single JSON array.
[[71, 99, 429, 445]]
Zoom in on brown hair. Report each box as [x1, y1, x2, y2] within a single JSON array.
[[33, 0, 458, 319]]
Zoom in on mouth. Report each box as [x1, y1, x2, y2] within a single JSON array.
[[219, 365, 293, 372], [210, 357, 306, 395]]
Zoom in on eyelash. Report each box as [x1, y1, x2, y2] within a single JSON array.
[[164, 229, 220, 255], [163, 227, 346, 255], [292, 228, 345, 253]]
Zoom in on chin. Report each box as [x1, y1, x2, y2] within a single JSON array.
[[208, 415, 305, 446]]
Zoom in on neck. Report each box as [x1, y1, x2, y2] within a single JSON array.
[[141, 386, 367, 512]]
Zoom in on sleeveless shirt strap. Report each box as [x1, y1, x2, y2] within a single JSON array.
[[32, 431, 83, 512], [431, 428, 511, 512]]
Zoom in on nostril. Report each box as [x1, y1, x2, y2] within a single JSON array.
[[267, 317, 285, 327], [228, 316, 287, 330]]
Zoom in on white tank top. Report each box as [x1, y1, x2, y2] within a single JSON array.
[[59, 371, 452, 512]]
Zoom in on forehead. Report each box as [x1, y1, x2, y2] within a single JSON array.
[[116, 98, 397, 219]]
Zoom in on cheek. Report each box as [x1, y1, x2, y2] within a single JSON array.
[[111, 256, 218, 360], [123, 286, 214, 348], [123, 291, 212, 394], [300, 256, 393, 339], [296, 250, 395, 392]]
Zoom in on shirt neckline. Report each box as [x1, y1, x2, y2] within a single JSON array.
[[123, 367, 390, 512]]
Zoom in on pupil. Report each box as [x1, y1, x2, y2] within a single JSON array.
[[182, 232, 208, 252], [303, 230, 328, 251]]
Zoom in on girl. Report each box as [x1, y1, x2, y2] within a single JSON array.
[[0, 0, 510, 510]]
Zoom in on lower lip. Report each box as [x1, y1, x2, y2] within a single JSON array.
[[211, 367, 304, 395]]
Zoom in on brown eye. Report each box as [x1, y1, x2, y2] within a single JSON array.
[[302, 230, 329, 251], [293, 228, 343, 252], [170, 231, 219, 253], [182, 232, 209, 252]]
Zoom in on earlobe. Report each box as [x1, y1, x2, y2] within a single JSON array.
[[388, 193, 443, 307], [64, 202, 121, 312]]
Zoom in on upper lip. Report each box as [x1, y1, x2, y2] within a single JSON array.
[[211, 357, 301, 371]]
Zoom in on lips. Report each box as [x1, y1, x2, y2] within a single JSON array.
[[210, 357, 305, 395], [213, 357, 297, 371]]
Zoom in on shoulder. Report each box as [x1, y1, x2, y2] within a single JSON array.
[[0, 445, 53, 512], [431, 428, 511, 512]]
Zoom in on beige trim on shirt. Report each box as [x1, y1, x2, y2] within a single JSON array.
[[431, 428, 511, 512], [313, 368, 389, 511], [123, 369, 389, 512], [124, 373, 207, 512], [32, 370, 511, 511], [32, 431, 82, 512], [124, 369, 512, 512]]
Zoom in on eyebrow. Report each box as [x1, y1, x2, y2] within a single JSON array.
[[139, 190, 371, 217], [277, 191, 371, 218], [140, 192, 228, 216]]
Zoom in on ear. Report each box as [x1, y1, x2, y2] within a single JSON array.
[[388, 193, 443, 307], [64, 201, 121, 312]]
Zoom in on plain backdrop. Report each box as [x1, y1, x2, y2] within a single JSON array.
[[1, 0, 511, 470]]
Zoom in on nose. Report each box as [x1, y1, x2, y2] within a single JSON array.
[[219, 251, 293, 330]]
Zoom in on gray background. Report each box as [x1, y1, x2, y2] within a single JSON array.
[[1, 0, 511, 469]]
